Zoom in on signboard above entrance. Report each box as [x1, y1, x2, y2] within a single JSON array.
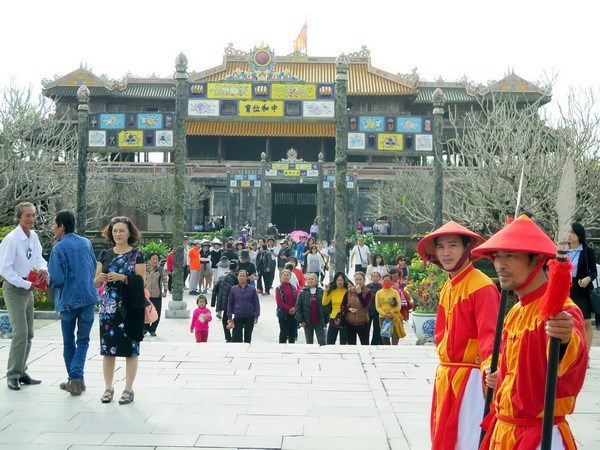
[[266, 162, 319, 178]]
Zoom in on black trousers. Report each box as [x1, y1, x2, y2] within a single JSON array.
[[278, 313, 298, 343], [232, 316, 255, 343], [183, 265, 190, 285], [346, 322, 370, 345], [326, 320, 348, 345], [167, 273, 173, 292], [369, 314, 383, 345], [221, 313, 232, 342], [263, 270, 274, 293]]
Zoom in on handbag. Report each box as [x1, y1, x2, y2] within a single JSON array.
[[144, 300, 158, 324], [332, 310, 346, 329]]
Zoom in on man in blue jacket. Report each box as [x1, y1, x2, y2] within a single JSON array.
[[48, 210, 98, 396]]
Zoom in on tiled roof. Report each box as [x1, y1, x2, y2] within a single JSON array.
[[186, 121, 335, 137], [195, 61, 415, 96], [44, 84, 175, 100], [413, 87, 476, 104]]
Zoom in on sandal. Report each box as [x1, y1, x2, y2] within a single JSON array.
[[118, 390, 134, 405], [100, 388, 114, 403]]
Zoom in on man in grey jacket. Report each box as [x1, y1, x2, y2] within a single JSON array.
[[48, 210, 98, 396]]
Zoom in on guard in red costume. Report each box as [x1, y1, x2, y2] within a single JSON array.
[[417, 222, 500, 450], [473, 215, 588, 449]]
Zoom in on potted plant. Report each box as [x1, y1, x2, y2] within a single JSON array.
[[405, 254, 447, 339]]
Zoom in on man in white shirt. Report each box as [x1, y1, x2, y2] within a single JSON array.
[[0, 202, 48, 390], [350, 236, 371, 275]]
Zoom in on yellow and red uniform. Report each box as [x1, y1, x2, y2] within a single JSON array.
[[480, 282, 588, 450], [431, 263, 500, 449]]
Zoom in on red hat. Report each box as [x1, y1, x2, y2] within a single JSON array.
[[417, 221, 486, 267], [471, 215, 556, 260]]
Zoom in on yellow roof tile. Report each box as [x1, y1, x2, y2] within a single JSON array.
[[186, 121, 335, 137], [195, 60, 414, 96]]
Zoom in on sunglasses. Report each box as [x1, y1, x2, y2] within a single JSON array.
[[111, 217, 130, 224]]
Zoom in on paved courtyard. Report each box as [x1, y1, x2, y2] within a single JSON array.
[[1, 291, 599, 450]]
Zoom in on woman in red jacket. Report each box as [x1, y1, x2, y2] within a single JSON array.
[[275, 270, 298, 343]]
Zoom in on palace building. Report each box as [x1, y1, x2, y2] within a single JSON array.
[[43, 44, 549, 236]]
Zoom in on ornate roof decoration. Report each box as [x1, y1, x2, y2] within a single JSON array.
[[222, 44, 303, 82], [347, 45, 371, 58], [224, 43, 249, 56], [42, 66, 111, 89], [484, 71, 549, 95]]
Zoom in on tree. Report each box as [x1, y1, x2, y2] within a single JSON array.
[[366, 92, 600, 238], [447, 92, 600, 237], [0, 85, 77, 238], [118, 174, 209, 231], [0, 85, 124, 240]]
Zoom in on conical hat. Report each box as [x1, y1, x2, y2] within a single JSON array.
[[417, 221, 485, 264], [471, 215, 556, 260]]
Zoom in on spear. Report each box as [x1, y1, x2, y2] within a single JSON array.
[[480, 165, 525, 444], [539, 243, 572, 449]]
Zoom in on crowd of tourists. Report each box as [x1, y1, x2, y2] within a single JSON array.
[[0, 202, 596, 449], [166, 229, 415, 347]]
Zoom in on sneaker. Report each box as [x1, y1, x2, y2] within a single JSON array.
[[150, 332, 157, 337]]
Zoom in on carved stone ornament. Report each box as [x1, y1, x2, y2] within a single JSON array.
[[224, 43, 248, 56], [335, 53, 350, 72], [280, 148, 303, 162], [175, 53, 188, 73], [347, 45, 370, 58], [432, 88, 446, 106], [77, 85, 90, 102]]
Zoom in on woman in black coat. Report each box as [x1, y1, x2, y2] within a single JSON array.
[[567, 222, 597, 351]]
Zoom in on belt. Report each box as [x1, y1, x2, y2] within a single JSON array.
[[439, 362, 480, 369], [497, 414, 566, 427]]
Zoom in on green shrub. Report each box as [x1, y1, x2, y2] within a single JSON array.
[[139, 241, 170, 260]]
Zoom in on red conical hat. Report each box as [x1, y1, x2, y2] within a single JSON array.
[[471, 215, 557, 260], [417, 221, 486, 265]]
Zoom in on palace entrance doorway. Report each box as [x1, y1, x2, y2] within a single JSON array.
[[271, 183, 317, 234]]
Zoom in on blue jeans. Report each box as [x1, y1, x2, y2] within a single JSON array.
[[60, 303, 95, 380]]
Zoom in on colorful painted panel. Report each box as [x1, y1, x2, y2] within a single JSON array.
[[423, 118, 433, 133], [348, 133, 366, 150], [378, 133, 403, 151], [415, 134, 433, 151], [396, 117, 422, 133], [303, 101, 334, 118], [239, 101, 284, 117], [100, 114, 125, 129], [271, 83, 317, 100], [359, 117, 385, 132], [156, 130, 173, 147], [207, 83, 252, 99], [137, 114, 163, 129], [188, 100, 219, 116], [88, 130, 106, 147], [118, 130, 143, 147], [230, 172, 261, 188]]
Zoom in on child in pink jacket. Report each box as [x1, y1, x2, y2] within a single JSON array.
[[190, 295, 212, 342]]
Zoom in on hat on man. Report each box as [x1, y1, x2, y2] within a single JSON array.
[[229, 259, 239, 270], [193, 239, 202, 244], [280, 239, 287, 244], [266, 237, 275, 243], [471, 215, 557, 261], [217, 257, 229, 268], [211, 238, 222, 245], [240, 250, 250, 260], [417, 221, 485, 267]]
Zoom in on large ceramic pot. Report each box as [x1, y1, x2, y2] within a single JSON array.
[[412, 311, 436, 339]]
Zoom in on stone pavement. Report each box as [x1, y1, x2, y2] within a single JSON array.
[[0, 291, 599, 450]]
